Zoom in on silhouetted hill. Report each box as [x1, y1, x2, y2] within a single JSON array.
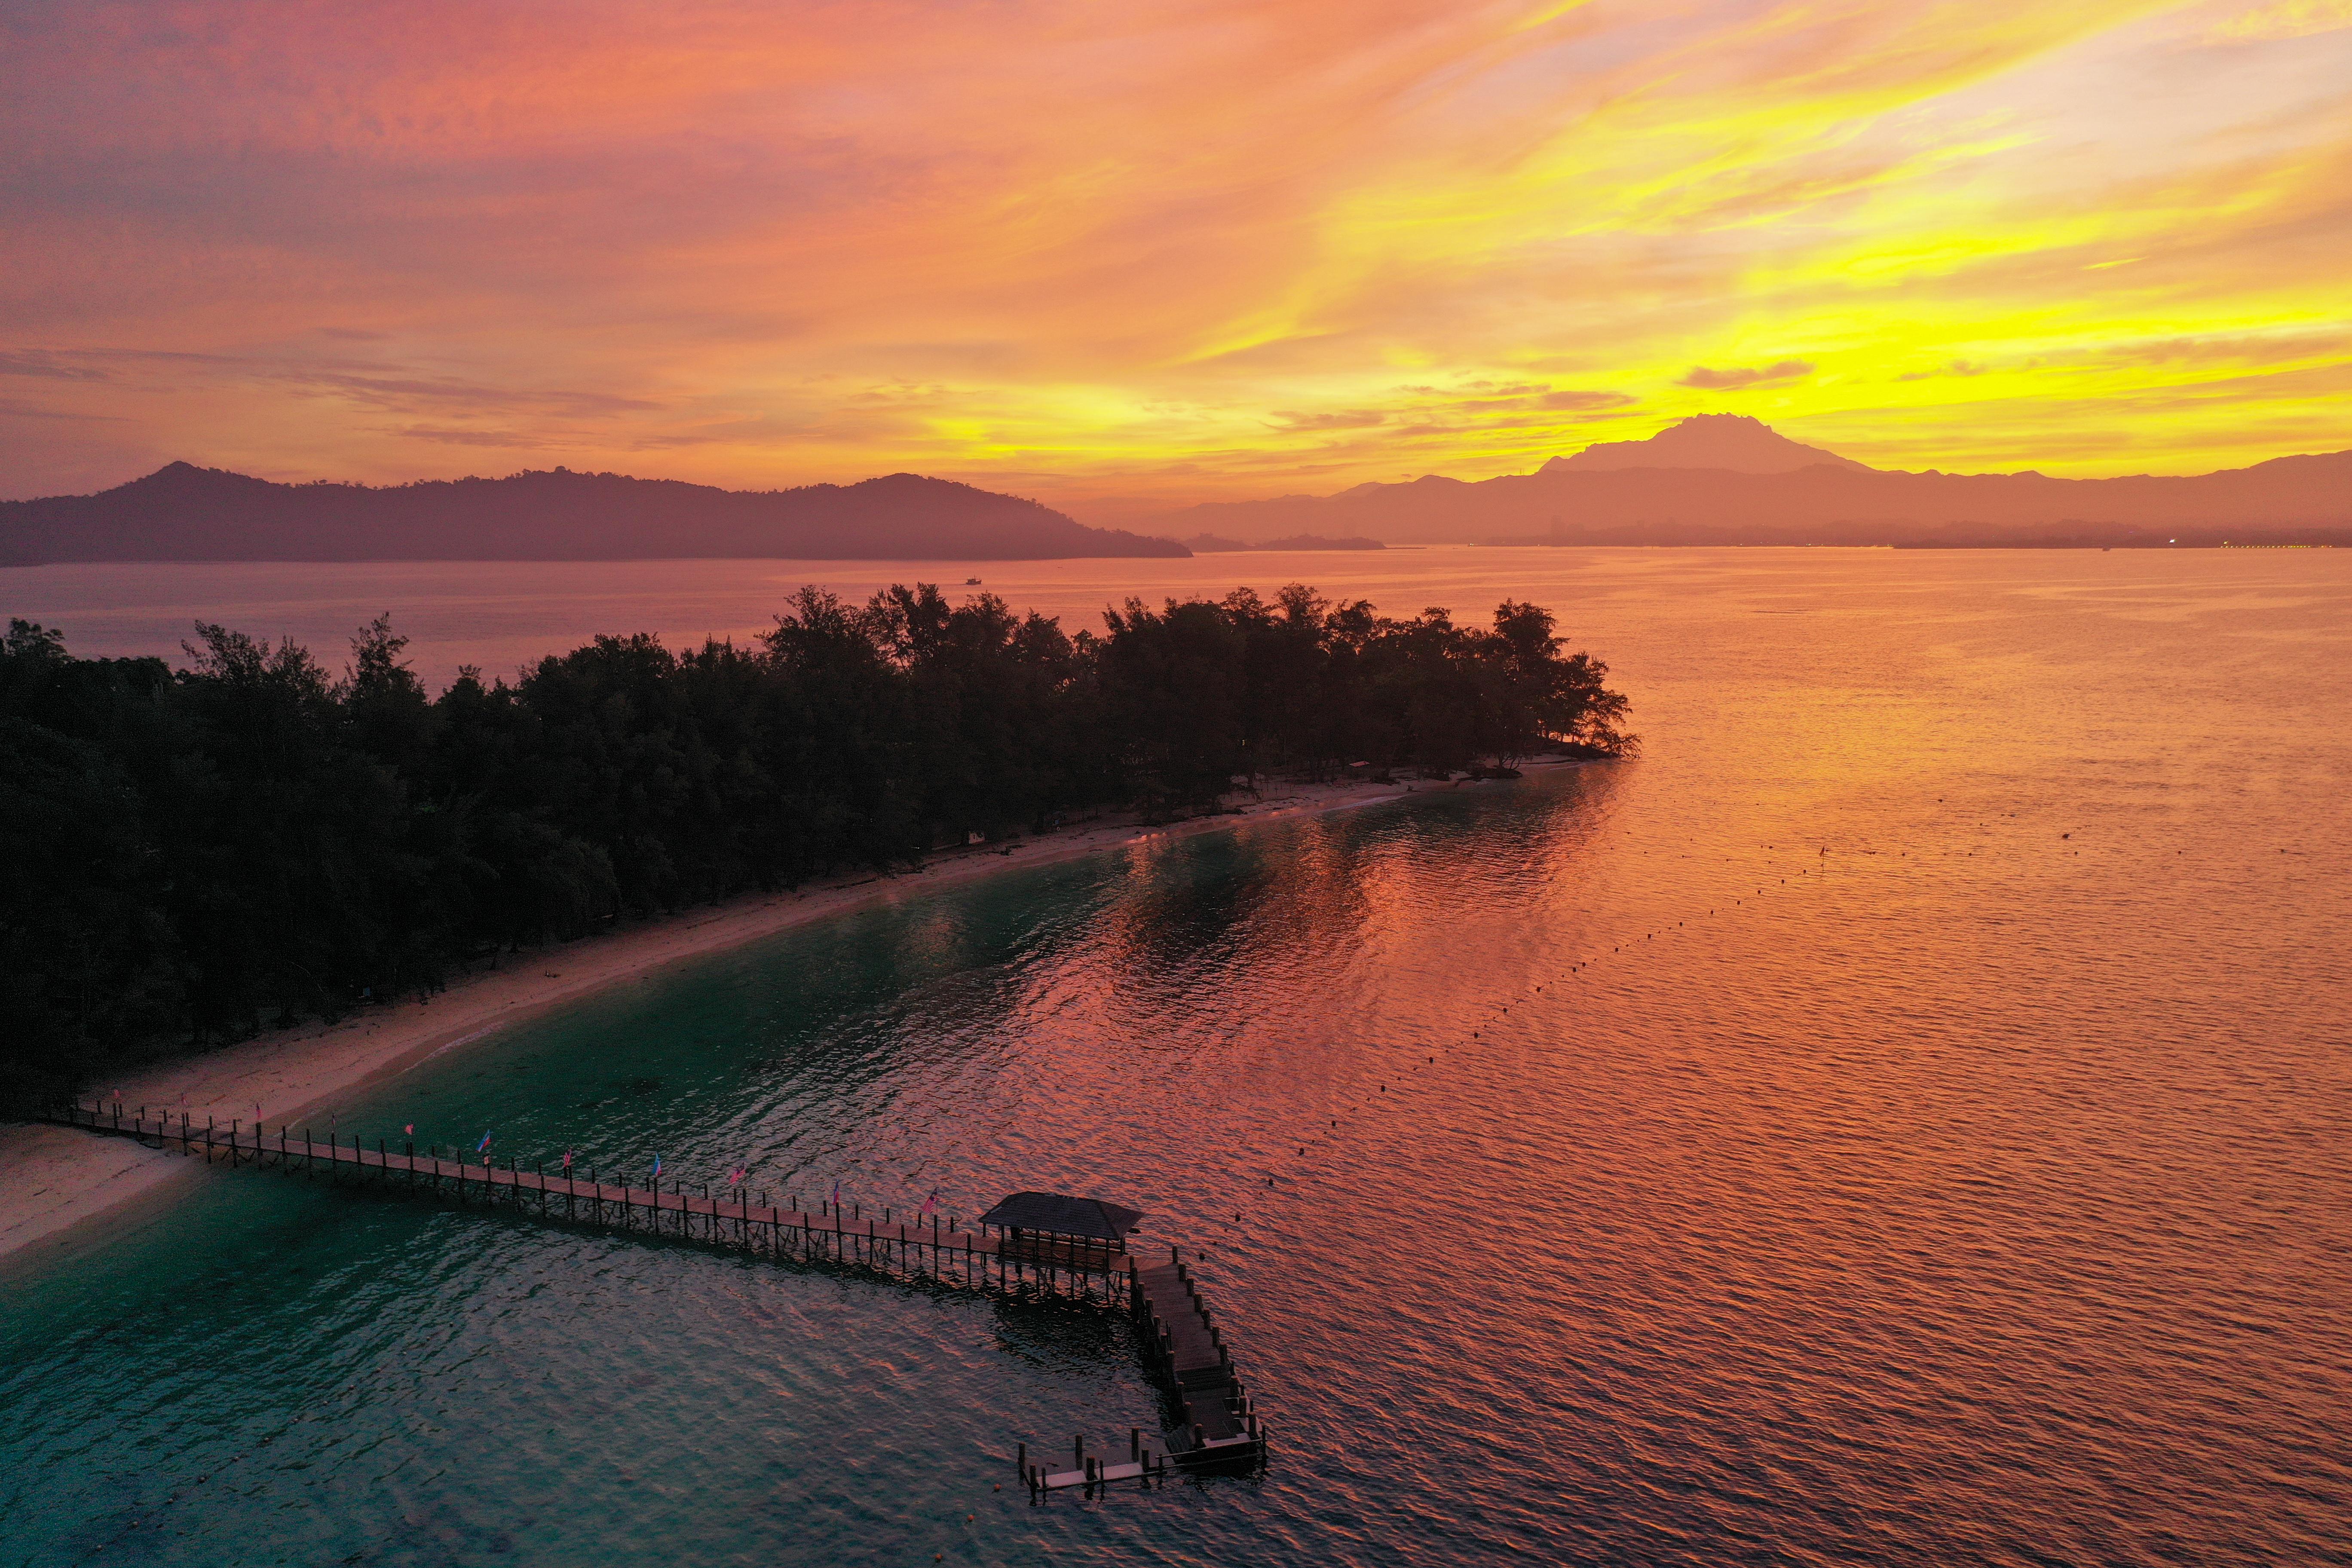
[[1160, 420, 2352, 546], [0, 464, 1191, 563]]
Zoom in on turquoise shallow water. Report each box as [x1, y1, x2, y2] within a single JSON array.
[[4, 550, 2350, 1566]]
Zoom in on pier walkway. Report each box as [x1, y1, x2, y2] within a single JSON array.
[[42, 1100, 1126, 1298], [43, 1099, 1267, 1483]]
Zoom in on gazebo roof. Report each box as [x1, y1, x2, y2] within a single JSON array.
[[977, 1191, 1145, 1240]]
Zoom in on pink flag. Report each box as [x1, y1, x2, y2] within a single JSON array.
[[404, 1124, 414, 1136], [563, 1149, 573, 1170]]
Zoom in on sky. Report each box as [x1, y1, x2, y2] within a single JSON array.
[[3, 0, 2349, 514]]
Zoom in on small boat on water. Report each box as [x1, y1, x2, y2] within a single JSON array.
[[966, 576, 983, 585]]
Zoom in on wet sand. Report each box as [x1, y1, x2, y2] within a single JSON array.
[[0, 776, 1433, 1269]]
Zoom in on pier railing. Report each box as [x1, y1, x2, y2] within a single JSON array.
[[40, 1099, 1134, 1300], [43, 1098, 1268, 1484]]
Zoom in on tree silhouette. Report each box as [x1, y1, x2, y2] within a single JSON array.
[[0, 587, 1629, 1102]]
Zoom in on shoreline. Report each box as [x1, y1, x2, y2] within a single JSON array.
[[0, 773, 1450, 1274]]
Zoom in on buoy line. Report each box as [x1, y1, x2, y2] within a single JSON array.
[[1204, 815, 2108, 1217]]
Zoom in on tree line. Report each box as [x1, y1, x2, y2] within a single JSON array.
[[0, 583, 1629, 1101]]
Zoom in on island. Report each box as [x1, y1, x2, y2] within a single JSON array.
[[0, 585, 1629, 1101]]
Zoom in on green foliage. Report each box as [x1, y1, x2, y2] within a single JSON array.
[[0, 589, 1629, 1101]]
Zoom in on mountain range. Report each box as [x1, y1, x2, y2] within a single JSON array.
[[0, 463, 1187, 565], [6, 418, 2346, 563], [1162, 415, 2352, 547]]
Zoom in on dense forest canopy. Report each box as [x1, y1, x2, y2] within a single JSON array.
[[0, 584, 1629, 1101]]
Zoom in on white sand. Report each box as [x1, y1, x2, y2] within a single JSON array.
[[0, 776, 1432, 1270]]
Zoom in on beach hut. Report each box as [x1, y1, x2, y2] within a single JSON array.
[[980, 1191, 1144, 1271]]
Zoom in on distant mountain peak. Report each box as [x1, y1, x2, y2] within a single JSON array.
[[124, 460, 275, 496], [136, 460, 222, 483], [1546, 414, 1871, 475]]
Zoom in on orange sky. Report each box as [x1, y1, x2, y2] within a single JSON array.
[[3, 0, 2349, 514]]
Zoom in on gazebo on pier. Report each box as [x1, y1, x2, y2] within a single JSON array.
[[979, 1191, 1144, 1272]]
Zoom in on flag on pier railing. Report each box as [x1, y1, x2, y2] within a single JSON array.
[[831, 1179, 841, 1211], [922, 1189, 939, 1218], [477, 1130, 491, 1153], [653, 1154, 662, 1180], [404, 1124, 413, 1136], [729, 1168, 745, 1185], [563, 1149, 573, 1170]]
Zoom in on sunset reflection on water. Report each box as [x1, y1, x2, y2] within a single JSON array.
[[2, 549, 2346, 1566]]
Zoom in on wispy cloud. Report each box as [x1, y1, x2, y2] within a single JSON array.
[[1679, 361, 1814, 390], [2205, 0, 2352, 43], [282, 371, 662, 419], [0, 395, 120, 421], [1539, 390, 1637, 411], [1896, 359, 1987, 381], [0, 351, 112, 382], [391, 425, 565, 449], [1268, 410, 1388, 431]]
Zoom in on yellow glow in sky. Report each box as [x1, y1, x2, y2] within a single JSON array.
[[1, 0, 2347, 513]]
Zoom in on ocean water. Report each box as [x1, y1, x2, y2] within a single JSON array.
[[2, 549, 2348, 1567]]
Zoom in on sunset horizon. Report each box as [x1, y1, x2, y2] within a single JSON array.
[[13, 409, 2349, 532], [8, 2, 2351, 514]]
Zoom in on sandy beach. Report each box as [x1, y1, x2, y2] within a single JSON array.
[[0, 775, 1439, 1272]]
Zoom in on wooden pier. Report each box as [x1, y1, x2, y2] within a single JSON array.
[[40, 1101, 1134, 1302], [43, 1099, 1269, 1481]]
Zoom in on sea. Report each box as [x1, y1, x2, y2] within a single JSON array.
[[1, 548, 2347, 1567]]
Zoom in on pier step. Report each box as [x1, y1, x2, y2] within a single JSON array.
[[1037, 1460, 1153, 1489], [1184, 1389, 1248, 1442], [1130, 1257, 1265, 1465], [1135, 1265, 1227, 1375]]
